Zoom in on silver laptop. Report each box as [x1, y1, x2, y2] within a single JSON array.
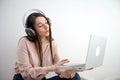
[[56, 35, 107, 70]]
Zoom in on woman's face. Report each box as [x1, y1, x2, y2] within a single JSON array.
[[34, 16, 49, 38]]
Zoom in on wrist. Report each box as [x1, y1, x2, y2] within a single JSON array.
[[45, 65, 56, 72]]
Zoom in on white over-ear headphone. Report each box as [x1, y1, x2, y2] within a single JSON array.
[[23, 9, 50, 41], [23, 9, 45, 28]]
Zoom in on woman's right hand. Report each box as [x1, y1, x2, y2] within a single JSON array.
[[45, 59, 69, 72], [54, 59, 70, 66]]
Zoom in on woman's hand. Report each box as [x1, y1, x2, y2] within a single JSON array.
[[54, 59, 70, 66], [59, 69, 77, 78], [45, 59, 69, 72], [59, 67, 94, 78], [44, 59, 69, 72]]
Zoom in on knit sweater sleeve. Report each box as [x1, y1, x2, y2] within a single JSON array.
[[14, 37, 48, 80]]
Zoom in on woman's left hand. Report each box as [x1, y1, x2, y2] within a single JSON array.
[[59, 69, 77, 78]]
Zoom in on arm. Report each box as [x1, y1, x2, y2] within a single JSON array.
[[14, 37, 55, 80]]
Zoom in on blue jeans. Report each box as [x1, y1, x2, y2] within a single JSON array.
[[42, 73, 80, 80], [13, 74, 24, 80], [13, 73, 80, 80]]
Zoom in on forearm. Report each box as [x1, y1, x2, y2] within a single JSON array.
[[44, 65, 56, 72]]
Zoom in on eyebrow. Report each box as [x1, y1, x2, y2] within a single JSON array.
[[36, 20, 47, 26], [36, 22, 42, 26]]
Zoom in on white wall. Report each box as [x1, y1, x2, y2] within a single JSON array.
[[0, 0, 120, 80]]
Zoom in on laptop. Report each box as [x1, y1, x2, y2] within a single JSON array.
[[56, 34, 107, 70]]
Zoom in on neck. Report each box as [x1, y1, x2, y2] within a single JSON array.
[[41, 37, 48, 44]]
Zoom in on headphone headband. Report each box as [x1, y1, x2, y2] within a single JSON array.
[[23, 9, 45, 28]]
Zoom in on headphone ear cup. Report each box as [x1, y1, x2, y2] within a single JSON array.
[[25, 28, 36, 40]]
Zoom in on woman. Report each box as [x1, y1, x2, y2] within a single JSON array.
[[13, 9, 81, 80]]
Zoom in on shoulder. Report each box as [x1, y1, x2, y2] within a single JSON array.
[[18, 36, 32, 46], [18, 36, 29, 43]]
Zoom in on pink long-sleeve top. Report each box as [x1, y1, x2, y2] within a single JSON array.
[[14, 37, 60, 80]]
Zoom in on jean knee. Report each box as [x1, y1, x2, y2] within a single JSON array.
[[73, 73, 80, 80], [13, 74, 24, 80]]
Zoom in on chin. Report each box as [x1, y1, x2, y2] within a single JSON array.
[[45, 33, 49, 36]]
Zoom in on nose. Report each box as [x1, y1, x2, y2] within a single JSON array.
[[44, 24, 49, 30]]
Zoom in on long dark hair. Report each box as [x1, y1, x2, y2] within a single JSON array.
[[25, 12, 54, 66]]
